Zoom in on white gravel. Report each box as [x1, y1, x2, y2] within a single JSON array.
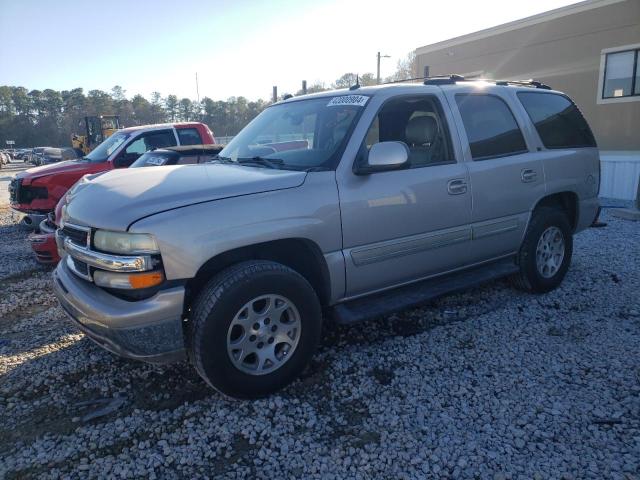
[[0, 201, 638, 479]]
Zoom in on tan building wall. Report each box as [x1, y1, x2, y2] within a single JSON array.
[[415, 0, 640, 151]]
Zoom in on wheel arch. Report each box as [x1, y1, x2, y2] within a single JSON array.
[[531, 191, 579, 232], [185, 238, 332, 310]]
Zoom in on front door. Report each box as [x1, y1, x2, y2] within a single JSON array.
[[337, 94, 473, 298]]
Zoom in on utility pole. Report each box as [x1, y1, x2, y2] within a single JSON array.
[[376, 51, 390, 84], [302, 80, 307, 95], [195, 72, 200, 103], [272, 86, 278, 103]]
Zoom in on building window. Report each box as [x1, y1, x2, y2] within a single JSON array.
[[602, 49, 639, 99]]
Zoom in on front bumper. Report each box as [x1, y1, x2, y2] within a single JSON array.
[[53, 260, 186, 364], [29, 231, 60, 264], [10, 209, 47, 229]]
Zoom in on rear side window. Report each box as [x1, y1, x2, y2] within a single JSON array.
[[517, 92, 596, 149], [177, 128, 202, 146], [455, 94, 527, 160]]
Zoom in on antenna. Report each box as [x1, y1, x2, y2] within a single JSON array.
[[349, 74, 360, 90]]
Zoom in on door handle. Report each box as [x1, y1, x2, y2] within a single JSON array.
[[521, 169, 537, 183], [447, 178, 467, 195]]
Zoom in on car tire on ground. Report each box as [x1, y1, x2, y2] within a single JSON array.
[[512, 207, 573, 294], [187, 260, 323, 398]]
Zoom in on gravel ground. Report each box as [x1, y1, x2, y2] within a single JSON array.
[[0, 200, 638, 479]]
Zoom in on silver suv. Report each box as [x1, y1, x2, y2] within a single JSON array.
[[53, 78, 600, 398]]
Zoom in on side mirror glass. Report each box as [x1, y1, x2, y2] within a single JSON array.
[[356, 141, 409, 175]]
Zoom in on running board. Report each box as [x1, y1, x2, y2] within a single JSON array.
[[331, 258, 518, 325]]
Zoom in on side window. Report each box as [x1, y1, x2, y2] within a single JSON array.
[[455, 94, 527, 160], [518, 92, 596, 149], [176, 128, 202, 146], [126, 130, 177, 155], [363, 95, 454, 168]]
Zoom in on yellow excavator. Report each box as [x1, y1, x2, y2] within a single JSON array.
[[71, 115, 121, 155]]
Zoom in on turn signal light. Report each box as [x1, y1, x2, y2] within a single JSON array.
[[128, 271, 164, 289]]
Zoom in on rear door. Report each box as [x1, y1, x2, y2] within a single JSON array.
[[444, 89, 546, 262]]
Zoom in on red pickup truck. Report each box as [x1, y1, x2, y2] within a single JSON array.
[[10, 122, 215, 225]]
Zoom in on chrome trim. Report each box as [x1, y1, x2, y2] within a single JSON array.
[[62, 222, 90, 247], [64, 238, 153, 273], [472, 218, 519, 240], [350, 226, 471, 266], [66, 254, 92, 281]]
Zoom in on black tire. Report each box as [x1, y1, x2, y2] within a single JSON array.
[[187, 260, 322, 399], [512, 207, 573, 293]]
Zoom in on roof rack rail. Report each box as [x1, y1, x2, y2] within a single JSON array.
[[380, 74, 552, 90], [494, 79, 551, 90], [423, 74, 465, 85]]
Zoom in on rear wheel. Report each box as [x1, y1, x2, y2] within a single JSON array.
[[187, 260, 322, 398], [512, 207, 573, 293]]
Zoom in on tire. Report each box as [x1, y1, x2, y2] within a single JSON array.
[[512, 207, 573, 293], [187, 260, 322, 399]]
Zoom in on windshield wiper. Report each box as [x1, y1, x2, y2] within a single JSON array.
[[237, 156, 284, 169]]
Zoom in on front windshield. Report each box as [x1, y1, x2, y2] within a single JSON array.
[[218, 95, 368, 170], [85, 132, 130, 162]]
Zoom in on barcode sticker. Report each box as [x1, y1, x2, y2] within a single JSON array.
[[327, 95, 369, 107]]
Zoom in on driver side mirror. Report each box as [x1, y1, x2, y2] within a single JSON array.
[[354, 141, 410, 175], [114, 152, 141, 168]]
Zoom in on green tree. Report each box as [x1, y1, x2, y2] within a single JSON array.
[[178, 98, 193, 121], [150, 92, 166, 123], [332, 73, 358, 89], [131, 94, 153, 125], [111, 85, 127, 102], [165, 95, 179, 122]]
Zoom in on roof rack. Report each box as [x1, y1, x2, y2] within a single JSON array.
[[418, 74, 550, 89], [493, 79, 551, 90], [423, 74, 466, 85]]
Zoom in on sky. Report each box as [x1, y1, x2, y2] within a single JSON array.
[[0, 0, 580, 101]]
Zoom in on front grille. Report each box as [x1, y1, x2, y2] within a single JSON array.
[[71, 257, 89, 275], [8, 178, 47, 204], [9, 178, 20, 203], [62, 225, 89, 247]]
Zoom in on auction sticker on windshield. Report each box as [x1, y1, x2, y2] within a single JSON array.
[[327, 95, 369, 107]]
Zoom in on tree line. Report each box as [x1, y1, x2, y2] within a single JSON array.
[[0, 53, 415, 148]]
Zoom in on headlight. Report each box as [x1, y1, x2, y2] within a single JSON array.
[[93, 230, 159, 254]]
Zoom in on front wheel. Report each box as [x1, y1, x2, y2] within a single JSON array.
[[187, 260, 322, 398], [512, 207, 573, 293]]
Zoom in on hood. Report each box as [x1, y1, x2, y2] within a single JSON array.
[[18, 160, 91, 183], [64, 164, 307, 230]]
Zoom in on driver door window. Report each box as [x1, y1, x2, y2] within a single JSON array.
[[118, 130, 177, 167], [363, 97, 454, 168]]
